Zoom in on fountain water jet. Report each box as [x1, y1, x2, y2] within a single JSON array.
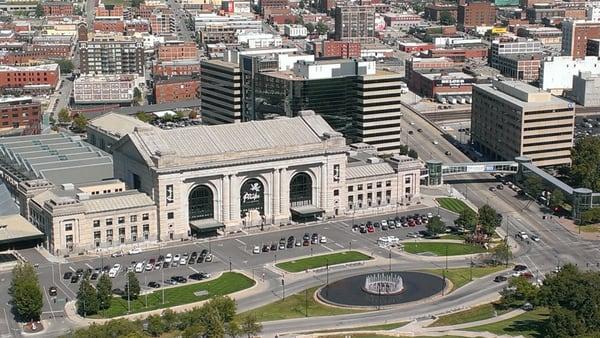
[[362, 272, 404, 295]]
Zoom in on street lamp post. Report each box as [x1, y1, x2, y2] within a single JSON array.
[[305, 288, 308, 317], [229, 257, 232, 272], [281, 278, 285, 300], [388, 248, 392, 272]]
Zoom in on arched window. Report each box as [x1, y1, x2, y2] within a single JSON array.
[[290, 173, 312, 207], [189, 185, 213, 221]]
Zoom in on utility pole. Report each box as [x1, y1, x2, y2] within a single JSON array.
[[160, 244, 165, 305], [388, 248, 392, 271], [470, 257, 473, 281], [229, 257, 232, 272], [127, 274, 131, 314], [281, 278, 285, 300]]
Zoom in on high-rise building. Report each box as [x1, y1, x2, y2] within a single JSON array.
[[489, 39, 543, 69], [199, 59, 242, 124], [471, 80, 574, 167], [79, 35, 145, 75], [562, 20, 600, 59], [457, 0, 496, 28], [334, 5, 376, 43]]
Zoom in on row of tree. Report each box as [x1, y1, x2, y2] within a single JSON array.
[[70, 296, 261, 338], [77, 271, 139, 317], [454, 204, 502, 235], [56, 108, 88, 133], [501, 264, 600, 337]]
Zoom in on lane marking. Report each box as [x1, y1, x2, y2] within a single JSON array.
[[321, 245, 334, 252], [235, 238, 246, 246], [2, 308, 12, 338], [85, 263, 94, 270], [188, 266, 199, 273], [68, 266, 75, 272], [334, 243, 344, 248]]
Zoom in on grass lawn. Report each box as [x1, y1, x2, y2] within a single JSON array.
[[465, 307, 549, 338], [97, 272, 254, 318], [424, 266, 506, 290], [403, 242, 487, 256], [430, 303, 509, 327], [436, 197, 473, 214], [579, 225, 600, 233], [440, 233, 465, 240], [317, 335, 468, 338], [275, 251, 372, 272], [239, 286, 364, 321]]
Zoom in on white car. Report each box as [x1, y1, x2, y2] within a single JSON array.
[[154, 263, 161, 270], [145, 263, 153, 271], [433, 140, 439, 145], [174, 254, 181, 262], [128, 247, 142, 255], [427, 212, 433, 218], [319, 236, 327, 243], [204, 254, 213, 262], [381, 220, 388, 227], [135, 262, 145, 273], [111, 251, 124, 257], [165, 253, 173, 263], [108, 264, 121, 278], [180, 257, 187, 265], [252, 246, 260, 254]]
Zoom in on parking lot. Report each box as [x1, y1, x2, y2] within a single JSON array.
[[4, 207, 459, 322], [575, 116, 600, 140]]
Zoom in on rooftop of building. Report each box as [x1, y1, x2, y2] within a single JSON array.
[[475, 80, 572, 110], [0, 214, 43, 244], [498, 52, 543, 61], [0, 133, 113, 185], [420, 70, 475, 80], [0, 63, 59, 72], [0, 96, 36, 105], [74, 74, 138, 83], [118, 111, 345, 169], [346, 144, 421, 179], [88, 112, 155, 139], [200, 59, 239, 69], [155, 76, 197, 84]]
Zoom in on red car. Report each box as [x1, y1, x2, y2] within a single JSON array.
[[408, 220, 416, 227], [367, 226, 375, 233]]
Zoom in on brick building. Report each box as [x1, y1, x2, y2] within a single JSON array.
[[260, 0, 288, 14], [150, 10, 175, 35], [93, 19, 125, 33], [79, 35, 145, 75], [424, 3, 457, 21], [311, 40, 361, 58], [334, 5, 376, 43], [154, 77, 199, 104], [410, 70, 476, 98], [457, 1, 496, 28], [0, 44, 72, 65], [0, 96, 41, 132], [153, 60, 201, 77], [157, 41, 199, 62], [42, 2, 73, 16], [125, 19, 150, 35], [95, 4, 124, 17], [417, 47, 488, 61], [405, 56, 460, 82], [494, 53, 542, 81], [562, 20, 600, 59], [0, 64, 60, 90]]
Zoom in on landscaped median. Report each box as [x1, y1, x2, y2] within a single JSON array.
[[436, 197, 473, 214], [402, 242, 488, 256], [275, 251, 373, 273], [423, 265, 506, 291], [94, 272, 255, 318]]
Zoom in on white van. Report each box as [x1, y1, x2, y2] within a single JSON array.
[[135, 262, 145, 273]]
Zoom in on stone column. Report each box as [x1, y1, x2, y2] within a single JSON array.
[[229, 175, 239, 222], [320, 164, 328, 209], [280, 168, 288, 216], [222, 174, 230, 222], [273, 168, 280, 217]]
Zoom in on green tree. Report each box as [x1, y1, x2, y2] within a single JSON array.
[[305, 22, 315, 34], [454, 208, 478, 232], [407, 149, 418, 159], [135, 111, 154, 123], [524, 175, 544, 198], [299, 0, 305, 8], [96, 274, 112, 310], [426, 215, 445, 235], [133, 87, 142, 104], [478, 204, 501, 235], [200, 306, 224, 337], [57, 59, 74, 74], [225, 320, 242, 338], [549, 189, 565, 210], [545, 307, 585, 338], [398, 144, 409, 155], [207, 296, 236, 322], [439, 11, 456, 25], [412, 2, 424, 13], [57, 108, 71, 124], [570, 136, 600, 191], [9, 262, 43, 322], [491, 241, 512, 265], [240, 314, 262, 338], [72, 115, 88, 133], [130, 0, 145, 7], [146, 314, 166, 337], [35, 3, 44, 17], [77, 277, 99, 316], [316, 21, 328, 35], [161, 308, 179, 332], [510, 275, 539, 304], [581, 207, 600, 225], [182, 324, 206, 338], [125, 272, 140, 300]]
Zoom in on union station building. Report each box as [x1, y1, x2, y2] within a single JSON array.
[[108, 111, 423, 240]]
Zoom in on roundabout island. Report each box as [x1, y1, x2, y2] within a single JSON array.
[[318, 271, 446, 308]]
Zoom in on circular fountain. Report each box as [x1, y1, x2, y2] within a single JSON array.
[[362, 273, 404, 295], [318, 271, 444, 308]]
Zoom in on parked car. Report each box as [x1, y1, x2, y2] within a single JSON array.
[[270, 243, 278, 251], [111, 251, 124, 257], [70, 275, 80, 283], [148, 281, 161, 288], [262, 244, 270, 252], [172, 276, 187, 283], [112, 288, 125, 296], [90, 273, 99, 280], [253, 246, 260, 254], [320, 236, 327, 243], [135, 262, 145, 273], [204, 254, 213, 262], [174, 254, 181, 262], [513, 264, 528, 272], [165, 253, 173, 263], [531, 234, 540, 242], [63, 272, 73, 279]]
